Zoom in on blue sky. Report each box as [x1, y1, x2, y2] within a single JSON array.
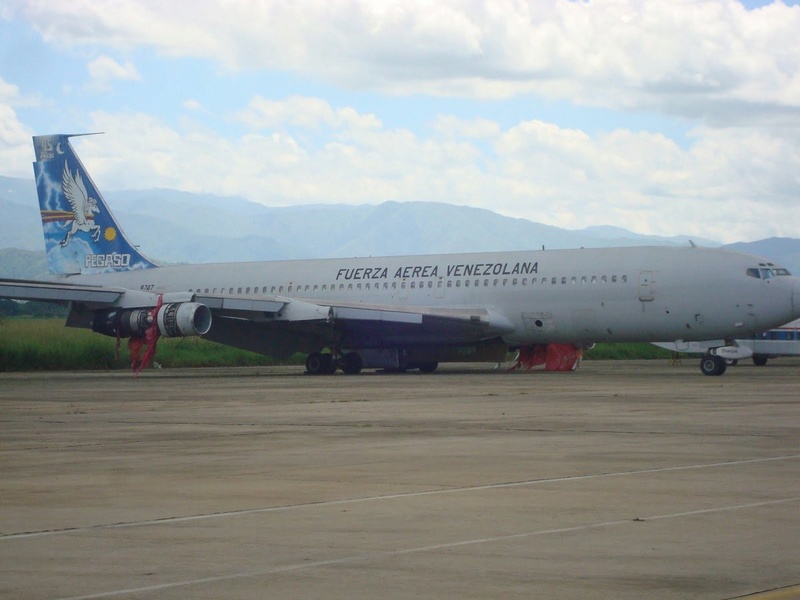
[[1, 0, 799, 244]]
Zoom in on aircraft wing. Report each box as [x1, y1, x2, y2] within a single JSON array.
[[0, 278, 124, 304], [198, 294, 516, 358], [327, 301, 515, 344], [2, 278, 514, 359]]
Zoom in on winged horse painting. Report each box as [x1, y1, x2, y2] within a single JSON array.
[[60, 163, 101, 246]]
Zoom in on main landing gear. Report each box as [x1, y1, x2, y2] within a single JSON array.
[[305, 351, 439, 375], [305, 352, 363, 375], [700, 353, 727, 376]]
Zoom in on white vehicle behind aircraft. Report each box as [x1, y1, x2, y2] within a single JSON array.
[[654, 318, 800, 368], [1, 134, 799, 376]]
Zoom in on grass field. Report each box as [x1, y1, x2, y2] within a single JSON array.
[[0, 317, 673, 372], [0, 318, 294, 371]]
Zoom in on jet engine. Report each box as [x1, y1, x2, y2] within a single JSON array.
[[92, 302, 212, 338]]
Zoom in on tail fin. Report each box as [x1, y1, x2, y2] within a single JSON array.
[[33, 134, 158, 275]]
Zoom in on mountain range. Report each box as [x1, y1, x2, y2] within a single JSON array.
[[2, 175, 799, 280]]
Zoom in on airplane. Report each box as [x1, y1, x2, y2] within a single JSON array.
[[654, 318, 800, 368], [1, 133, 799, 377]]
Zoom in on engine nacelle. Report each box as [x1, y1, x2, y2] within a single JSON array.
[[92, 302, 212, 338]]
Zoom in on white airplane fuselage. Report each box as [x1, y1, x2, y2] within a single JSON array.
[[65, 245, 799, 347]]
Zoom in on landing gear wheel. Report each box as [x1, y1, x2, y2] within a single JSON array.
[[340, 352, 363, 375], [700, 354, 727, 376], [417, 362, 438, 373], [752, 355, 768, 366], [306, 352, 324, 375], [306, 352, 336, 375]]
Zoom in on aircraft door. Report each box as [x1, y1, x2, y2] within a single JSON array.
[[399, 280, 408, 300], [638, 271, 655, 302]]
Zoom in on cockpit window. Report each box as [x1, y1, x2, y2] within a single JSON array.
[[747, 266, 792, 279]]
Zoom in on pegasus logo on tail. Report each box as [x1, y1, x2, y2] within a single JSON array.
[[60, 163, 101, 247]]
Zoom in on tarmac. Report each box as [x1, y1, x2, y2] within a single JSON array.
[[1, 359, 799, 600]]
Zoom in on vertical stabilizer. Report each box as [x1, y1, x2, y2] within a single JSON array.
[[33, 134, 158, 275]]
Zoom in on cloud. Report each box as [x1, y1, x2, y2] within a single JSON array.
[[9, 0, 800, 125], [235, 95, 382, 131], [86, 55, 140, 90], [4, 1, 799, 243], [0, 77, 35, 176], [183, 99, 205, 112], [74, 99, 799, 244]]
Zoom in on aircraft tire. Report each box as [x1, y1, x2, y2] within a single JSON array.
[[306, 352, 324, 375], [752, 355, 768, 366], [417, 362, 439, 373], [340, 352, 363, 375], [700, 354, 727, 376], [306, 352, 336, 375]]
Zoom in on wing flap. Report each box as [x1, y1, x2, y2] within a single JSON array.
[[329, 302, 515, 346], [196, 294, 285, 313]]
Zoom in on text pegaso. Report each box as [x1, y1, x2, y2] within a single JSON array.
[[335, 261, 538, 281], [85, 253, 131, 268]]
